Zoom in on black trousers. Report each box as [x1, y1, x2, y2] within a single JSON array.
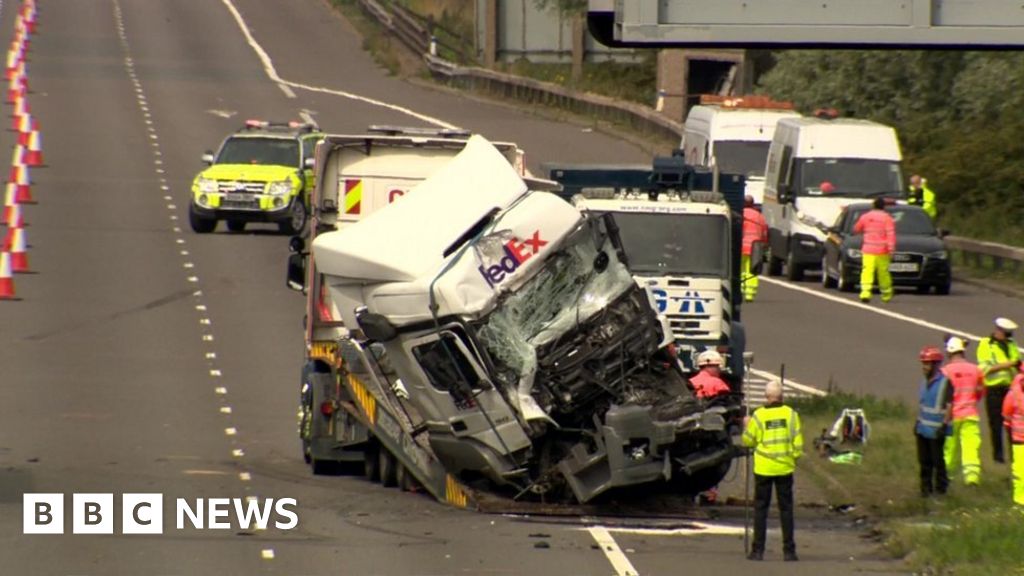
[[752, 473, 795, 555], [985, 385, 1010, 462], [916, 432, 948, 496]]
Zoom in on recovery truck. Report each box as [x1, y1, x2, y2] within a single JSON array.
[[543, 156, 753, 390], [287, 134, 737, 507]]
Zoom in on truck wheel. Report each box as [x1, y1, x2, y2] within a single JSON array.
[[189, 205, 216, 233], [278, 199, 308, 235], [363, 441, 381, 482], [396, 464, 418, 492], [767, 251, 783, 276], [226, 219, 246, 232], [821, 257, 837, 289], [785, 249, 804, 281], [379, 449, 398, 488], [312, 458, 338, 476]]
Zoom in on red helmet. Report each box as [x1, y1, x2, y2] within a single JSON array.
[[919, 346, 944, 363]]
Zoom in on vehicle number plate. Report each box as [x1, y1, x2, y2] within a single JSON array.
[[225, 193, 248, 202], [889, 262, 919, 272]]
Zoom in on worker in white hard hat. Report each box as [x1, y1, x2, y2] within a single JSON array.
[[942, 336, 985, 485], [690, 350, 731, 399], [977, 317, 1021, 463]]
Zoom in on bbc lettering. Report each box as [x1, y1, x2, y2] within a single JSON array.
[[23, 494, 298, 534]]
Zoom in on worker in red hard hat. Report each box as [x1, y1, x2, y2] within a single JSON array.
[[741, 195, 768, 302], [819, 181, 835, 194], [916, 345, 953, 497]]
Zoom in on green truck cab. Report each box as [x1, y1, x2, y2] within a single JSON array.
[[189, 120, 322, 234]]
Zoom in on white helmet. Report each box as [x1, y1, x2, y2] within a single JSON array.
[[995, 317, 1019, 332], [945, 337, 967, 354], [697, 350, 723, 367]]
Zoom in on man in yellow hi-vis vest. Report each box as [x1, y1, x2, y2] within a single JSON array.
[[978, 317, 1021, 463], [742, 380, 803, 562]]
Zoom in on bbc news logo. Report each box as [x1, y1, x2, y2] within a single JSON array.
[[23, 494, 298, 534]]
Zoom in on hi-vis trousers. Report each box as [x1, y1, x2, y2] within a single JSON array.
[[1013, 444, 1024, 506], [859, 253, 893, 302], [944, 417, 982, 486], [741, 254, 758, 301]]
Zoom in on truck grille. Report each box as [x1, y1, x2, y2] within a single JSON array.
[[216, 181, 266, 194]]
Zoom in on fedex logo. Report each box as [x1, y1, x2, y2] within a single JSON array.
[[478, 231, 548, 288]]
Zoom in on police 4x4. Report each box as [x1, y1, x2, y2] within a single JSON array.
[[189, 120, 322, 234]]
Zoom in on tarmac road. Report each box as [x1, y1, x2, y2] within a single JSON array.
[[0, 0, 1011, 573]]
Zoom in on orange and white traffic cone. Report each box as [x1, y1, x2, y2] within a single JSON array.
[[4, 227, 29, 273], [5, 46, 20, 80], [23, 5, 37, 34], [24, 130, 42, 166], [11, 143, 26, 166], [9, 164, 33, 204], [2, 202, 25, 228], [17, 115, 37, 145], [0, 251, 16, 299], [12, 105, 30, 131], [7, 75, 24, 104], [0, 182, 16, 225]]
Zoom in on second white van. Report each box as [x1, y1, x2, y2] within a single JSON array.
[[761, 115, 904, 281]]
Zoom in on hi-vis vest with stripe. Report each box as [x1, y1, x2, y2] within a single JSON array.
[[977, 337, 1021, 387], [1004, 380, 1024, 443], [742, 405, 803, 476], [916, 373, 950, 439]]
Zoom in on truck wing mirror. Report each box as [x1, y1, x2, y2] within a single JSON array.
[[304, 157, 315, 170], [356, 309, 398, 342], [201, 151, 214, 165], [750, 242, 766, 276], [286, 253, 305, 292]]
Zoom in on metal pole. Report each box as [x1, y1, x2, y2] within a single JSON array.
[[742, 354, 753, 554]]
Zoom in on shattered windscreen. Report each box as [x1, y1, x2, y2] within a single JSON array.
[[477, 219, 635, 381]]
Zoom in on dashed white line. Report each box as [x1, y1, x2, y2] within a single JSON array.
[[220, 406, 233, 414], [232, 449, 245, 458], [277, 83, 296, 99], [209, 368, 222, 376], [762, 277, 983, 342], [239, 472, 252, 481], [202, 334, 214, 342], [215, 387, 228, 395], [225, 427, 237, 436]]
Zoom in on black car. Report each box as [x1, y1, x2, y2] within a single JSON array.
[[821, 203, 952, 294]]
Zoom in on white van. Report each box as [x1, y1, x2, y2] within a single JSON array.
[[761, 115, 904, 280], [681, 96, 800, 204]]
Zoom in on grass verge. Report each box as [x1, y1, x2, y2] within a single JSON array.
[[329, 0, 406, 76], [790, 392, 1017, 574]]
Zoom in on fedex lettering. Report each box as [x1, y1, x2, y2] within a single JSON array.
[[478, 231, 548, 288]]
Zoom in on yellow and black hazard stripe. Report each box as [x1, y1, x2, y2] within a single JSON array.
[[347, 373, 377, 425], [444, 475, 469, 508]]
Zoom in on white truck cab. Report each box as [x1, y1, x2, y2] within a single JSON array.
[[761, 114, 904, 280], [681, 95, 799, 205], [569, 193, 732, 363]]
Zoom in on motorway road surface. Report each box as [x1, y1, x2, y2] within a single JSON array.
[[0, 0, 1014, 573]]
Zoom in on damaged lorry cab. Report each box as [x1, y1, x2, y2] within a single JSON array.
[[305, 135, 735, 505]]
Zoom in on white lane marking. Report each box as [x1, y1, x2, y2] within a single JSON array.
[[761, 276, 984, 342], [260, 549, 275, 560], [748, 368, 827, 397], [183, 469, 229, 476], [278, 83, 296, 99], [220, 406, 233, 414], [218, 0, 457, 129], [232, 449, 245, 457], [207, 109, 236, 118], [209, 368, 222, 376], [587, 526, 639, 576], [606, 522, 747, 537], [299, 109, 316, 126], [225, 427, 237, 436], [239, 472, 252, 481], [215, 387, 228, 395]]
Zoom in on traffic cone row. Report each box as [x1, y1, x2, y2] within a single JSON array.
[[2, 0, 42, 300]]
